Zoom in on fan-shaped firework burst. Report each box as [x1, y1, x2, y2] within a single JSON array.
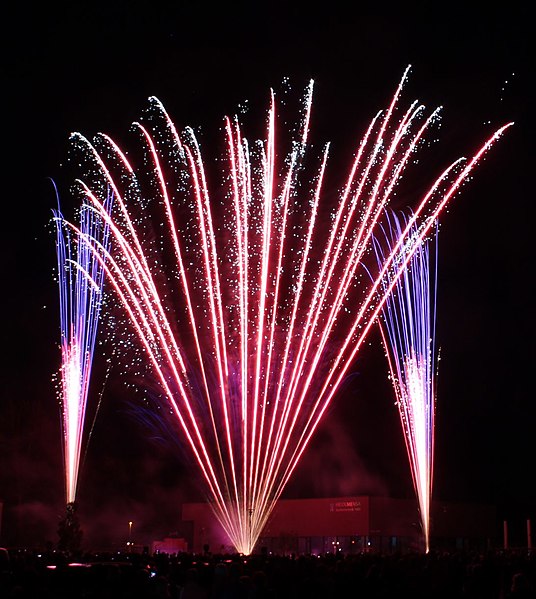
[[374, 210, 438, 552], [53, 191, 112, 504], [60, 66, 511, 553]]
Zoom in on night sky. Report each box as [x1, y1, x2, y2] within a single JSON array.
[[2, 3, 533, 550]]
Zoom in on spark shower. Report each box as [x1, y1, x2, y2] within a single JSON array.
[[54, 192, 112, 504], [61, 66, 512, 554], [375, 211, 438, 552]]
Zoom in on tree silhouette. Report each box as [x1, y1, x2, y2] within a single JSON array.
[[57, 502, 83, 554]]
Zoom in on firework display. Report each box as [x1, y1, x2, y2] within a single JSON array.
[[375, 210, 438, 552], [60, 66, 511, 553], [54, 193, 112, 504]]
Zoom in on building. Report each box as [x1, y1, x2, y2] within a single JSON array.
[[182, 496, 496, 555], [152, 535, 188, 555]]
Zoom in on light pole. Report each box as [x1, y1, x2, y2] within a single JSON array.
[[128, 521, 133, 551], [248, 507, 253, 555]]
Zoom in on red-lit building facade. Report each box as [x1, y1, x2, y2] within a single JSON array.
[[182, 496, 496, 555]]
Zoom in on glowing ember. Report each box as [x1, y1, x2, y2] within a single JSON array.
[[60, 66, 512, 553]]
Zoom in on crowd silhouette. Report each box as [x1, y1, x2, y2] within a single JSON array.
[[1, 546, 536, 598]]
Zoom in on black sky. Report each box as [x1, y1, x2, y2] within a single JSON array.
[[1, 2, 534, 549]]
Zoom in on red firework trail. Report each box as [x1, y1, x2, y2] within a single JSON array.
[[63, 66, 512, 554]]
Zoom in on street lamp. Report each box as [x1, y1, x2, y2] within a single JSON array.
[[248, 507, 254, 555]]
